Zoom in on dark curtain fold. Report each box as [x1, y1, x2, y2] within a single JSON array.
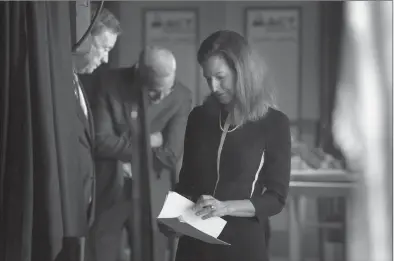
[[0, 3, 33, 261], [316, 4, 346, 260], [318, 1, 345, 159], [1, 2, 85, 261]]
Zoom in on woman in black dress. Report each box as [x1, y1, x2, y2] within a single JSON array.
[[165, 30, 291, 261]]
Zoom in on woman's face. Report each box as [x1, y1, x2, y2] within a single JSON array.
[[202, 55, 236, 105]]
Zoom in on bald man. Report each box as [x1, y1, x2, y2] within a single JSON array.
[[88, 46, 192, 261]]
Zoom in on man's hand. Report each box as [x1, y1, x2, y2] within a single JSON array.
[[150, 132, 163, 148], [122, 163, 132, 178], [192, 195, 230, 220]]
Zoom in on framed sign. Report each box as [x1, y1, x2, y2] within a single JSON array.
[[245, 8, 302, 121], [143, 9, 199, 105]]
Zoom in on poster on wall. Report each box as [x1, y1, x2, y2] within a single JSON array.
[[144, 10, 199, 104], [246, 8, 301, 120]]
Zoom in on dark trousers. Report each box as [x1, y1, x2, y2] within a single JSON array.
[[89, 200, 132, 261], [54, 237, 85, 261], [55, 199, 93, 261], [90, 176, 171, 261], [89, 178, 135, 261]]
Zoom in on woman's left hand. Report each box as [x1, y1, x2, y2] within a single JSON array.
[[192, 195, 229, 220]]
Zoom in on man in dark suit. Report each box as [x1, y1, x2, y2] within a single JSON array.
[[89, 46, 192, 261], [55, 7, 121, 261]]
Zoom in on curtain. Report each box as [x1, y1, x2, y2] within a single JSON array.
[[332, 1, 392, 261], [318, 1, 345, 159], [316, 5, 346, 259], [0, 2, 84, 261]]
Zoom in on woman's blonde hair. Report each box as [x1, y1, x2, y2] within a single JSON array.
[[198, 30, 276, 125]]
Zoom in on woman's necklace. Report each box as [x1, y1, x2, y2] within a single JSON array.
[[214, 109, 240, 196], [219, 110, 240, 133]]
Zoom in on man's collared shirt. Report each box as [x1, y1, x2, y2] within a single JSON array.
[[73, 73, 88, 118]]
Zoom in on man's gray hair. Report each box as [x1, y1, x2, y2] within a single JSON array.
[[90, 6, 122, 36], [138, 46, 177, 80]]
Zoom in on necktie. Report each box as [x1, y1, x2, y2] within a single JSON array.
[[73, 73, 88, 118]]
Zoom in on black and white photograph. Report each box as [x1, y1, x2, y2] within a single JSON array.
[[0, 1, 392, 261]]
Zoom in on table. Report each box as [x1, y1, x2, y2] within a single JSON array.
[[287, 170, 357, 261]]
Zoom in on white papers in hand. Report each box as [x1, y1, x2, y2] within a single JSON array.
[[157, 191, 229, 245]]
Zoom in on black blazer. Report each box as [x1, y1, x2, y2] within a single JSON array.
[[174, 98, 291, 261], [74, 78, 96, 228], [90, 67, 192, 216]]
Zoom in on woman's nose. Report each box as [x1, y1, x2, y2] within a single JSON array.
[[209, 78, 219, 92]]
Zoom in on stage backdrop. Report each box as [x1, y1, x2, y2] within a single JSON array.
[[245, 8, 302, 121]]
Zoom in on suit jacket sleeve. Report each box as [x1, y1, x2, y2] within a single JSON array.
[[92, 77, 133, 162], [153, 88, 192, 170], [249, 113, 291, 221]]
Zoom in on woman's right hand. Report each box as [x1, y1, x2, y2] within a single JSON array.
[[158, 222, 182, 238]]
